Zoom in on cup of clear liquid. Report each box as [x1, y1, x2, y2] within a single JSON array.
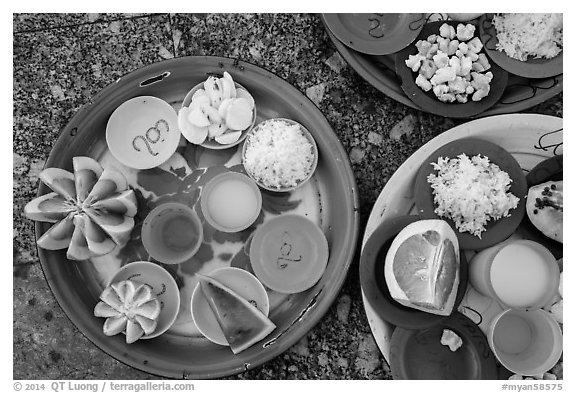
[[141, 202, 203, 264]]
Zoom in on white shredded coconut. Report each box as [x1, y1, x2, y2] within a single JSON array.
[[493, 13, 563, 61], [440, 329, 463, 352], [427, 153, 520, 238], [243, 119, 315, 190]]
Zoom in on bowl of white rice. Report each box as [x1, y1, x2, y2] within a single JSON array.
[[242, 118, 318, 192]]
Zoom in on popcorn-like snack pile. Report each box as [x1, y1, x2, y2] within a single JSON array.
[[405, 23, 493, 103]]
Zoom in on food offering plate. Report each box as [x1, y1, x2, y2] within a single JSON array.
[[320, 13, 563, 118], [35, 56, 360, 379], [360, 113, 563, 379], [478, 14, 563, 79]]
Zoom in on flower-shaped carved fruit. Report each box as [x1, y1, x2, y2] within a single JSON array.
[[94, 280, 161, 344], [24, 156, 137, 260]]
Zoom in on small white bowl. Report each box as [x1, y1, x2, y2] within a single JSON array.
[[190, 267, 270, 346], [180, 75, 256, 150], [108, 261, 180, 340], [200, 171, 262, 233], [242, 118, 319, 193]]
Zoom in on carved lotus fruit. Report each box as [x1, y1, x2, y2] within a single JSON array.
[[94, 280, 161, 344], [24, 156, 137, 260]]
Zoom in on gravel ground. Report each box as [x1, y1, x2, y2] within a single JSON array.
[[13, 13, 563, 380]]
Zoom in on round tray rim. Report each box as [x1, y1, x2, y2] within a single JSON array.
[[35, 55, 360, 379]]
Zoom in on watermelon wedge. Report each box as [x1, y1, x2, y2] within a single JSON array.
[[196, 273, 276, 354]]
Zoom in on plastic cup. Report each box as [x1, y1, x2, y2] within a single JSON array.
[[109, 261, 181, 340], [468, 239, 560, 310], [488, 309, 563, 376], [458, 285, 506, 336], [141, 202, 203, 264], [200, 172, 262, 233]]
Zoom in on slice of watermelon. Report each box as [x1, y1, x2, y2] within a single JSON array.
[[66, 217, 91, 260], [84, 207, 134, 245], [24, 192, 75, 223], [196, 273, 276, 354], [90, 190, 138, 217], [39, 167, 77, 201], [77, 214, 117, 256], [83, 167, 129, 207], [36, 214, 75, 250], [72, 156, 103, 203]]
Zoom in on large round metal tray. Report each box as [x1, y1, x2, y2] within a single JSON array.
[[360, 113, 563, 379], [35, 56, 360, 379], [321, 14, 563, 118]]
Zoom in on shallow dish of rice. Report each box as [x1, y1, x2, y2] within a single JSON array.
[[479, 13, 563, 78], [242, 118, 318, 192], [492, 13, 562, 61], [426, 153, 520, 238], [413, 137, 527, 250]]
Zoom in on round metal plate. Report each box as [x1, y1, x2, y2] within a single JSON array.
[[35, 56, 359, 379]]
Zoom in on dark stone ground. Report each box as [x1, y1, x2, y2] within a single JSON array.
[[13, 13, 563, 380]]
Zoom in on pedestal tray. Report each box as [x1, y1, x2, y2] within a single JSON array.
[[35, 56, 360, 379], [321, 14, 563, 118], [360, 113, 563, 379]]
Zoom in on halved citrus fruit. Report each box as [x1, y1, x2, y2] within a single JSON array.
[[94, 280, 161, 344], [385, 219, 460, 316], [196, 273, 276, 354], [23, 156, 137, 260]]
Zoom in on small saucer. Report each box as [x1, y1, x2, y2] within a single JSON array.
[[106, 96, 180, 170], [250, 215, 329, 294], [322, 13, 426, 55], [190, 267, 270, 346], [109, 261, 180, 339]]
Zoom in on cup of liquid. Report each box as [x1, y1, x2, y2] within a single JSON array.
[[488, 308, 563, 376], [468, 239, 560, 310], [141, 202, 203, 264]]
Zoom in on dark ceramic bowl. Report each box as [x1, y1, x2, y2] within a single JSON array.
[[395, 20, 509, 118], [359, 215, 469, 330], [390, 312, 499, 379], [413, 138, 527, 250]]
